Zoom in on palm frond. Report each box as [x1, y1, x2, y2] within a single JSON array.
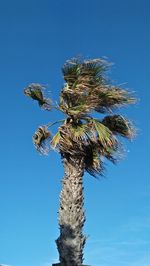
[[51, 131, 61, 150], [61, 58, 136, 117], [58, 121, 92, 158], [24, 83, 51, 110], [102, 115, 136, 139], [93, 86, 136, 113], [84, 146, 104, 177], [62, 58, 80, 86], [32, 126, 51, 155], [92, 119, 116, 148], [62, 57, 108, 90], [59, 88, 91, 117], [80, 58, 109, 84], [92, 119, 121, 163]]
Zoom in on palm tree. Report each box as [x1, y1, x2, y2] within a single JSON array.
[[24, 57, 136, 266]]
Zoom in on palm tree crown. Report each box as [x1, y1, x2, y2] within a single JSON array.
[[24, 57, 136, 177]]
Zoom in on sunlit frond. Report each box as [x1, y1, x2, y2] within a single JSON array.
[[92, 119, 116, 148], [51, 131, 61, 150], [24, 83, 51, 110], [32, 126, 51, 155], [102, 115, 136, 139]]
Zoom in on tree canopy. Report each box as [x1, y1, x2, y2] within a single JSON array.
[[24, 57, 136, 177]]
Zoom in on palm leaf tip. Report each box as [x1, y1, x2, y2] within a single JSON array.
[[102, 115, 136, 139], [33, 126, 51, 155], [24, 83, 52, 110]]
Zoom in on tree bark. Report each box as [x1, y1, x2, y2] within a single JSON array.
[[56, 156, 86, 266]]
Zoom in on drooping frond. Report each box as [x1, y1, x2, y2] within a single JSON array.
[[102, 115, 136, 139], [58, 123, 104, 177], [49, 119, 121, 177], [84, 145, 104, 177], [24, 83, 51, 110], [32, 126, 51, 155]]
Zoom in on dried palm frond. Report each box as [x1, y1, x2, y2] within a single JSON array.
[[102, 115, 136, 139], [93, 86, 136, 113], [58, 125, 85, 156], [55, 119, 120, 176], [24, 83, 51, 110], [57, 120, 93, 159], [32, 126, 51, 155], [84, 145, 104, 177], [59, 85, 135, 117], [60, 58, 136, 117]]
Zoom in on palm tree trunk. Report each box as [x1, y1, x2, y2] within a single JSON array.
[[56, 156, 86, 266]]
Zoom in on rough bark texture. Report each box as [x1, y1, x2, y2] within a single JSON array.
[[56, 156, 86, 266]]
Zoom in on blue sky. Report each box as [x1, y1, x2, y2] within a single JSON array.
[[0, 0, 150, 265]]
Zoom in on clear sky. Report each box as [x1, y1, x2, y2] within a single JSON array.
[[0, 0, 150, 266]]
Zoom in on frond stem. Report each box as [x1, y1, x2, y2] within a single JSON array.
[[46, 120, 65, 128]]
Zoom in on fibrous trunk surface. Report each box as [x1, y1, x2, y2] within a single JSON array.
[[56, 156, 86, 266]]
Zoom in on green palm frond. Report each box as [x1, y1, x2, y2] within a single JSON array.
[[32, 126, 51, 155], [79, 58, 109, 84], [51, 131, 61, 150], [92, 119, 116, 148], [91, 119, 120, 163], [69, 122, 90, 141], [24, 83, 52, 110], [62, 58, 80, 86], [102, 115, 136, 139]]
